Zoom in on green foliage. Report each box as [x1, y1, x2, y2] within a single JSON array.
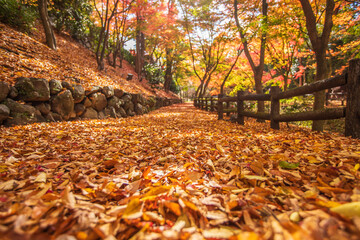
[[144, 63, 164, 88], [170, 79, 180, 94], [121, 48, 135, 66], [0, 0, 36, 33], [49, 0, 93, 41], [280, 95, 313, 114], [280, 95, 313, 127]]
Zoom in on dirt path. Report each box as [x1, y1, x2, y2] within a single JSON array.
[[1, 103, 360, 239]]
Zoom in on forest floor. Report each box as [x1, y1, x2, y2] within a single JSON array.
[[1, 103, 360, 240], [0, 22, 177, 99]]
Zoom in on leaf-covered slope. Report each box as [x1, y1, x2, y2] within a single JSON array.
[[0, 22, 177, 98], [1, 103, 360, 239]]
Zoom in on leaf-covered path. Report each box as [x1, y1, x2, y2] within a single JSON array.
[[1, 103, 360, 240]]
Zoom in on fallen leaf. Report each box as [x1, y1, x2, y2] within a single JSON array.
[[331, 202, 360, 218], [279, 161, 299, 169], [123, 198, 143, 219]]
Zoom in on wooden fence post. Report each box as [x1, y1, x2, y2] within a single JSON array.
[[345, 59, 360, 138], [270, 86, 281, 130], [210, 97, 214, 111], [218, 94, 224, 120], [237, 91, 245, 125], [206, 98, 210, 111], [194, 98, 197, 107]]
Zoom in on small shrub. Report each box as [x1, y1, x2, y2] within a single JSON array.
[[121, 48, 135, 66], [280, 95, 314, 128], [144, 63, 164, 89], [0, 0, 36, 33]]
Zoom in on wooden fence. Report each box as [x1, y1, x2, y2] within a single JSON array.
[[194, 59, 360, 139]]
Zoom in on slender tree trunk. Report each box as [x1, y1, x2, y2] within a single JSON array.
[[312, 49, 328, 130], [220, 49, 242, 95], [95, 27, 105, 67], [164, 48, 173, 92], [94, 0, 121, 71], [38, 0, 56, 50], [234, 0, 267, 119], [254, 69, 264, 113], [112, 43, 119, 68], [299, 0, 334, 131], [135, 31, 145, 79], [283, 75, 288, 91], [196, 81, 204, 98], [119, 43, 124, 68], [98, 18, 112, 71]]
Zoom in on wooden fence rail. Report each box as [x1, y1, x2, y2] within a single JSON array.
[[194, 59, 360, 139]]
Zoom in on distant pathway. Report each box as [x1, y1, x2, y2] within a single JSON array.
[[1, 103, 360, 239]]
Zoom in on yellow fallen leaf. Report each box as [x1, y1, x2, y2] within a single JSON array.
[[306, 155, 322, 164], [216, 144, 225, 154], [0, 165, 8, 173], [123, 198, 143, 219], [143, 211, 165, 225], [331, 202, 360, 218], [180, 199, 198, 211], [164, 201, 182, 216], [183, 162, 194, 169], [0, 180, 18, 191], [235, 231, 260, 240], [144, 186, 171, 197], [316, 199, 341, 208], [105, 181, 116, 192], [243, 175, 267, 181], [34, 183, 52, 198], [84, 188, 95, 194], [63, 185, 76, 208], [172, 214, 190, 232], [206, 210, 228, 220], [34, 172, 47, 183], [202, 227, 234, 239], [353, 163, 360, 171]]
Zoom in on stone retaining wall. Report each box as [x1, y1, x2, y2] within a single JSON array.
[[0, 78, 181, 127]]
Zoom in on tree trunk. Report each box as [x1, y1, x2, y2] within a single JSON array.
[[234, 0, 267, 119], [254, 69, 265, 115], [164, 48, 173, 92], [135, 31, 145, 79], [38, 0, 56, 50], [220, 49, 242, 95], [98, 20, 111, 71], [195, 81, 204, 98], [112, 48, 118, 68], [312, 50, 328, 131], [119, 49, 124, 68], [299, 0, 334, 131]]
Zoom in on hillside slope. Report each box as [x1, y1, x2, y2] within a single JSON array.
[[0, 23, 178, 99]]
